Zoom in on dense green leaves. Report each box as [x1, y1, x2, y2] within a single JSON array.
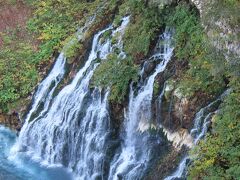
[[93, 53, 139, 102], [123, 15, 155, 59], [27, 0, 104, 60], [122, 0, 165, 59], [189, 87, 240, 180], [167, 2, 226, 97], [0, 34, 38, 112]]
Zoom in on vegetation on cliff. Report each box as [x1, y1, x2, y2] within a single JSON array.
[[183, 1, 240, 179], [26, 0, 110, 61], [189, 87, 240, 179], [0, 0, 239, 179], [166, 2, 226, 98], [0, 0, 118, 112], [0, 33, 38, 112], [93, 0, 169, 102], [0, 0, 39, 112], [93, 54, 139, 102]]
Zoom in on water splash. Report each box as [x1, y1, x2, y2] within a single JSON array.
[[0, 126, 74, 180], [11, 17, 130, 179]]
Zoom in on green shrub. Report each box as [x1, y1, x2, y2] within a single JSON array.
[[167, 2, 226, 97], [0, 33, 38, 112], [62, 35, 82, 58], [26, 0, 116, 62], [123, 16, 153, 58], [188, 86, 240, 180], [93, 53, 139, 102], [121, 0, 165, 59]]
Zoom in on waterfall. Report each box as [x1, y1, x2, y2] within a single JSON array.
[[25, 53, 66, 124], [11, 17, 130, 179], [24, 14, 99, 125], [164, 92, 228, 180], [108, 29, 174, 180], [156, 82, 166, 126]]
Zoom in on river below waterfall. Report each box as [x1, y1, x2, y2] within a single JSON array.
[[0, 126, 74, 180]]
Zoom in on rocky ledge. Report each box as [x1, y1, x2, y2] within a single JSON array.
[[0, 112, 21, 131]]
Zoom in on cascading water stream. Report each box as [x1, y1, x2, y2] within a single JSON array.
[[10, 17, 130, 179], [24, 14, 97, 125], [108, 29, 174, 180], [156, 82, 166, 126], [164, 90, 229, 180], [18, 15, 98, 147], [25, 53, 66, 124], [0, 17, 103, 180]]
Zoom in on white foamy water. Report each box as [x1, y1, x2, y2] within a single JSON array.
[[109, 29, 174, 180], [11, 17, 130, 179]]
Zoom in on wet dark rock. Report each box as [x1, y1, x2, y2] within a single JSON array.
[[109, 101, 125, 131], [144, 147, 188, 180], [159, 90, 214, 132], [142, 60, 157, 79], [150, 54, 214, 132], [0, 112, 21, 131]]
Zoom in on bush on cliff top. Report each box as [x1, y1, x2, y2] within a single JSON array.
[[27, 0, 104, 61], [121, 0, 172, 61]]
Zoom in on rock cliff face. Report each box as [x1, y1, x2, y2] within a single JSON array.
[[191, 0, 240, 57], [149, 0, 239, 148], [151, 58, 211, 151], [191, 0, 203, 13], [0, 112, 21, 131]]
